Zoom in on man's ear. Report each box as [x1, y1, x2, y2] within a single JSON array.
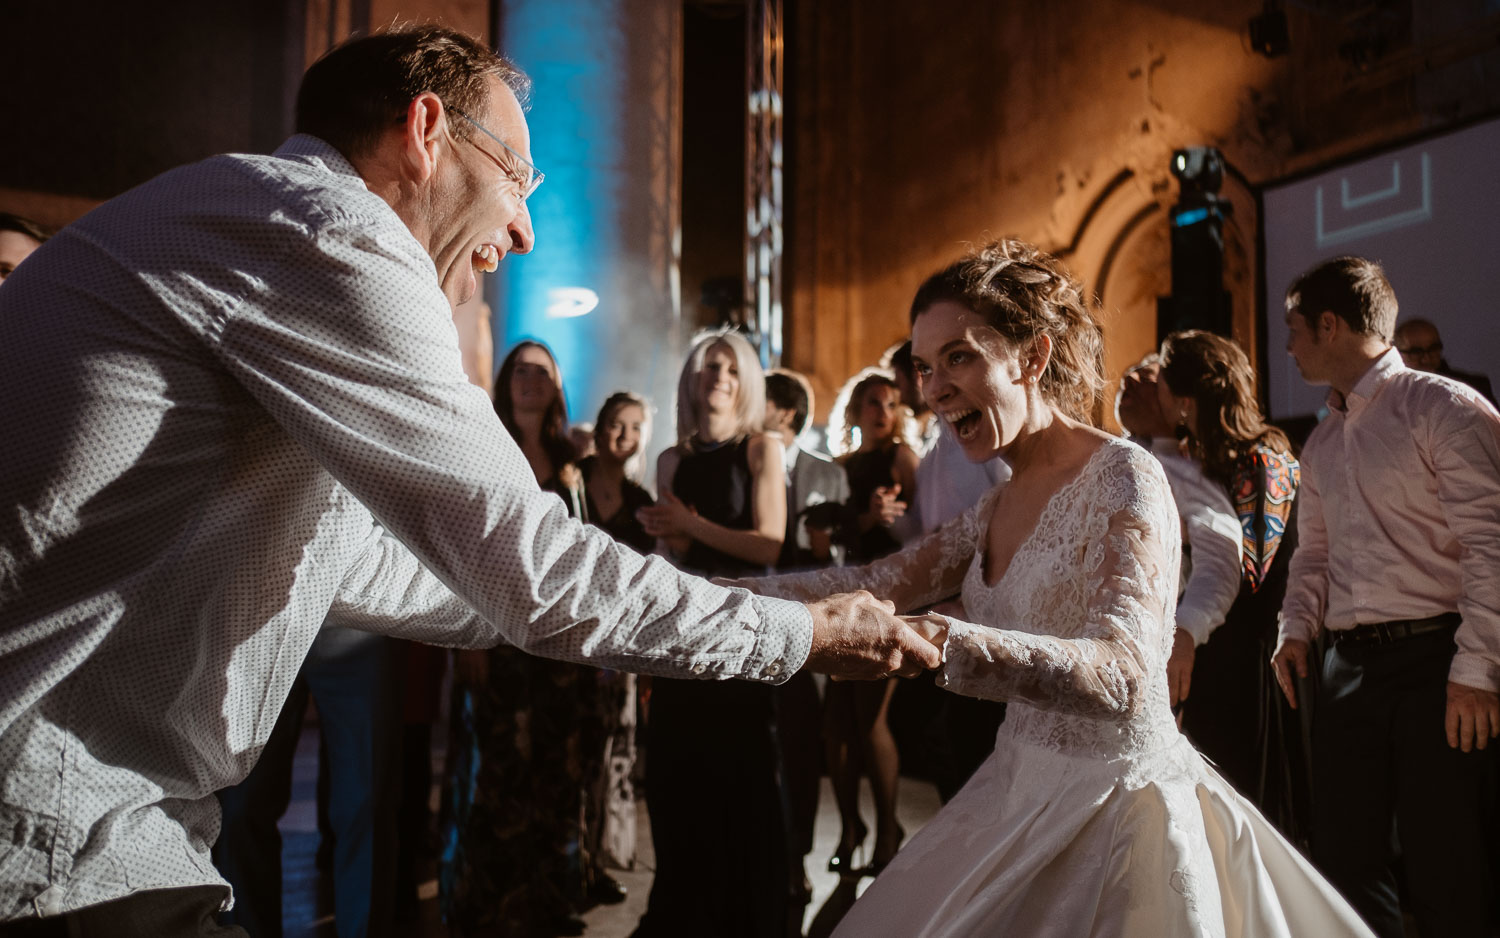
[[399, 92, 449, 184], [1317, 309, 1341, 340]]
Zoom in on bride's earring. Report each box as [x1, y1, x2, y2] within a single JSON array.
[[1173, 408, 1191, 441]]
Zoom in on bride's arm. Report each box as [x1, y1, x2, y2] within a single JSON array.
[[725, 486, 998, 613], [927, 486, 1178, 720]]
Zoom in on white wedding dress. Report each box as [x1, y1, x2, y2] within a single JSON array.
[[748, 438, 1372, 937]]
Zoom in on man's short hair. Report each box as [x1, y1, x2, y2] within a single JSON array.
[[0, 213, 52, 244], [1285, 255, 1398, 341], [295, 25, 532, 159], [765, 369, 812, 435]]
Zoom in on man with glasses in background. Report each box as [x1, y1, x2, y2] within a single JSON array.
[[0, 25, 938, 937], [1394, 317, 1495, 405]]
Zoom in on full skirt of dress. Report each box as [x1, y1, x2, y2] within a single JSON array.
[[832, 721, 1373, 938]]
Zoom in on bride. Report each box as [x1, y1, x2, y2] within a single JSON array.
[[730, 240, 1372, 937]]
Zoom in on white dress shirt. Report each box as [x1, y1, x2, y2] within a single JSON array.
[[1146, 439, 1243, 646], [1279, 348, 1500, 691], [0, 136, 810, 919]]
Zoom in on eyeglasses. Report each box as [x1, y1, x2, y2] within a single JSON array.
[[447, 105, 544, 201]]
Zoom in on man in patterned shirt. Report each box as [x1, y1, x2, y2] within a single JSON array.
[[0, 26, 939, 936]]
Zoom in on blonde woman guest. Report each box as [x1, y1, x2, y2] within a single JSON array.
[[634, 330, 789, 938]]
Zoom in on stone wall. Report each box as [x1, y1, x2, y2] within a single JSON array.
[[784, 0, 1500, 422]]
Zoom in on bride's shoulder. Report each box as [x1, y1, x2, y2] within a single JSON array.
[[1087, 435, 1172, 502]]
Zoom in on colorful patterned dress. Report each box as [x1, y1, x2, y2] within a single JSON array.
[[1179, 442, 1305, 834]]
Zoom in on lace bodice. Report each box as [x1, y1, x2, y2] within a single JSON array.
[[745, 437, 1182, 760]]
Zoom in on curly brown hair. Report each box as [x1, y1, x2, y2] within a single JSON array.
[[1158, 330, 1291, 493], [909, 239, 1106, 424]]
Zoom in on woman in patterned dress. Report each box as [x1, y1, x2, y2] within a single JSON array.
[[440, 341, 608, 938], [1157, 329, 1306, 837]]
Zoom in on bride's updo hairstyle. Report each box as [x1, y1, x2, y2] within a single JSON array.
[[909, 238, 1106, 425]]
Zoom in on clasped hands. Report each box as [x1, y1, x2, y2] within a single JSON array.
[[804, 591, 949, 680]]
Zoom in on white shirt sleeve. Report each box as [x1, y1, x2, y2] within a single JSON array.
[[210, 216, 811, 681]]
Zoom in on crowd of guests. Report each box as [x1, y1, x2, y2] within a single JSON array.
[[4, 192, 1496, 938]]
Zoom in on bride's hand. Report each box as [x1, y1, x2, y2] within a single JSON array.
[[902, 613, 949, 650]]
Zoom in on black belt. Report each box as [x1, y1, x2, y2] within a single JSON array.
[[1328, 612, 1461, 647]]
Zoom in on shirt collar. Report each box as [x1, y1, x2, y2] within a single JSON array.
[[783, 440, 801, 476], [1327, 347, 1404, 413], [273, 135, 368, 186]]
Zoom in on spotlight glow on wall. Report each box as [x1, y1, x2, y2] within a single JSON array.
[[545, 287, 600, 319]]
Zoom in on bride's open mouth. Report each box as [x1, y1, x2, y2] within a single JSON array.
[[945, 408, 982, 441]]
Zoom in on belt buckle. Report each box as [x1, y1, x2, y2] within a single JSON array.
[[1374, 622, 1393, 644]]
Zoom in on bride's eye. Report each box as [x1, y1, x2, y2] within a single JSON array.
[[948, 351, 969, 367]]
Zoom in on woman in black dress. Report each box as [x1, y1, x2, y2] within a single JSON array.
[[441, 341, 610, 937], [580, 391, 656, 554], [576, 391, 655, 877], [828, 370, 919, 875], [633, 330, 788, 938], [1157, 330, 1305, 837]]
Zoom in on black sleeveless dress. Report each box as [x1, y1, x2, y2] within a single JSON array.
[[843, 442, 905, 561], [636, 438, 788, 938]]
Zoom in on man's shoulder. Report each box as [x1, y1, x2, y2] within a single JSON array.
[[792, 447, 846, 483], [1386, 368, 1499, 420]]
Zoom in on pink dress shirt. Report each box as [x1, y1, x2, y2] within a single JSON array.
[[1279, 348, 1500, 691]]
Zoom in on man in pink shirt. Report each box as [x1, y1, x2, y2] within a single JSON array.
[[1271, 255, 1500, 938]]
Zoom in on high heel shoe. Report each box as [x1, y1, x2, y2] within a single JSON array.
[[827, 820, 869, 875], [859, 824, 906, 878]]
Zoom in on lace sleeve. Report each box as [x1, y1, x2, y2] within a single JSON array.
[[732, 487, 997, 612], [938, 469, 1179, 719]]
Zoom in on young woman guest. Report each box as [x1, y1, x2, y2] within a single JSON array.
[[576, 391, 656, 877], [633, 330, 789, 938], [826, 370, 919, 876], [1157, 329, 1304, 834], [441, 341, 611, 937]]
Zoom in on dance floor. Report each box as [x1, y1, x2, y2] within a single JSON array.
[[275, 721, 942, 937]]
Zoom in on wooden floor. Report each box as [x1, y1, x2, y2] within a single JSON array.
[[274, 723, 941, 938]]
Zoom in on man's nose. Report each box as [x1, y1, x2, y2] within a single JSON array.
[[508, 201, 536, 255]]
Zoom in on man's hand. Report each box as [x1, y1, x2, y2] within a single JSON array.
[[804, 591, 942, 680], [1446, 681, 1500, 752], [1270, 637, 1310, 709], [1167, 628, 1195, 707]]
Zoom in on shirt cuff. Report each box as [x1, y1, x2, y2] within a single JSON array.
[[732, 594, 813, 685], [1277, 612, 1318, 644], [1174, 605, 1215, 647], [1448, 651, 1500, 694]]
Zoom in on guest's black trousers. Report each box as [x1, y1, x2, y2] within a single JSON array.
[[1311, 629, 1494, 938]]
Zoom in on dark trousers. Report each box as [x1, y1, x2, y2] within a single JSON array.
[[0, 887, 244, 938], [636, 678, 787, 938], [1312, 630, 1494, 938], [214, 628, 401, 938]]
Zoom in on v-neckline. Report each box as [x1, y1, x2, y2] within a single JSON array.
[[977, 439, 1117, 589]]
